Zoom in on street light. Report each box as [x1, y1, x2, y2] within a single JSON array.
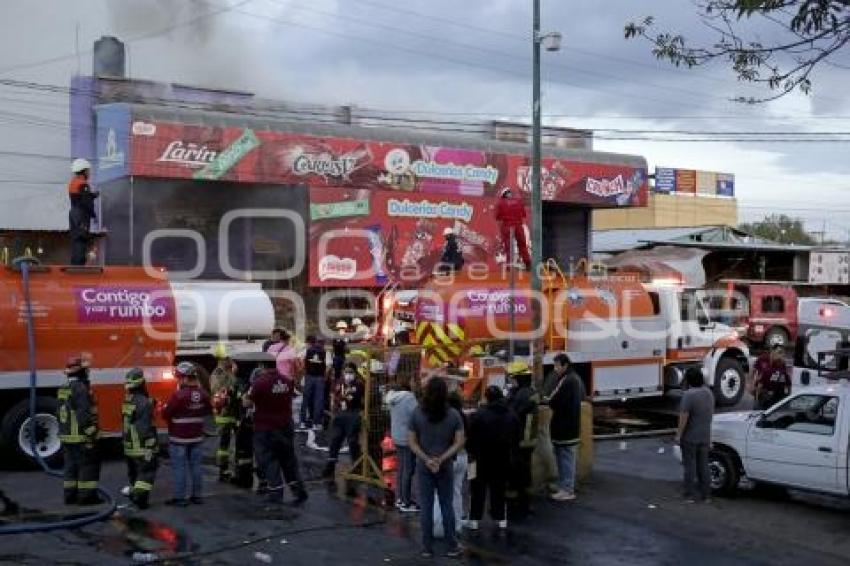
[[530, 0, 560, 378]]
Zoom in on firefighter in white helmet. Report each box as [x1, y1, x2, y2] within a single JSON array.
[[68, 158, 99, 266]]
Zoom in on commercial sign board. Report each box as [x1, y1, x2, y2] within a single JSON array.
[[653, 167, 735, 197], [309, 187, 509, 287], [94, 103, 130, 184], [809, 251, 850, 284], [129, 119, 648, 207], [675, 169, 697, 194], [654, 167, 676, 193], [696, 170, 717, 195]]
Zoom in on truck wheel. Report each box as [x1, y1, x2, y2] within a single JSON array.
[[714, 358, 745, 407], [764, 327, 789, 349], [1, 397, 63, 469], [708, 450, 739, 496]]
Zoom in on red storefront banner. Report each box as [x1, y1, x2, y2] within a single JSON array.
[[129, 119, 648, 206], [309, 187, 520, 287]]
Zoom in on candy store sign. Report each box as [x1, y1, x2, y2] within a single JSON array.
[[292, 150, 359, 179], [585, 175, 626, 198], [409, 160, 499, 184], [387, 199, 474, 222]]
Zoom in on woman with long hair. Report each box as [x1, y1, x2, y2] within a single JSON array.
[[408, 377, 465, 558]]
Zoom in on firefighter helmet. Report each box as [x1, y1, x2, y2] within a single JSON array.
[[125, 367, 145, 389], [506, 360, 531, 376], [469, 345, 485, 357], [336, 320, 348, 330], [352, 317, 362, 326], [71, 158, 92, 173], [443, 227, 453, 236], [175, 361, 198, 380], [212, 342, 229, 359]]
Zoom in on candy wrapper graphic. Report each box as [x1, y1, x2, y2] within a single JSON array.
[[366, 224, 388, 285]]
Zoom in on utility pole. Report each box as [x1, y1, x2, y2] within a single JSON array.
[[531, 0, 560, 380]]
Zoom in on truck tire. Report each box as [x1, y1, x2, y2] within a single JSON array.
[[1, 397, 63, 469], [714, 358, 745, 407], [708, 449, 739, 496], [763, 327, 789, 349]]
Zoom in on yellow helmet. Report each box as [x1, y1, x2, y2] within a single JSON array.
[[469, 345, 485, 357], [212, 342, 229, 360], [506, 360, 531, 376]]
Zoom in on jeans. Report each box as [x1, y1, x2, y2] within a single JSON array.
[[169, 442, 204, 500], [254, 425, 303, 502], [301, 375, 326, 427], [554, 443, 578, 493], [395, 445, 416, 506], [417, 460, 457, 553], [433, 451, 466, 537], [681, 441, 711, 499]]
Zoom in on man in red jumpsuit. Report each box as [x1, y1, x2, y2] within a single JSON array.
[[495, 187, 532, 269]]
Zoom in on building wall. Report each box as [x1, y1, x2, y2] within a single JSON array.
[[592, 194, 738, 230]]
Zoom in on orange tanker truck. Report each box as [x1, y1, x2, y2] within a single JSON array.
[[0, 263, 274, 466], [377, 265, 750, 407]]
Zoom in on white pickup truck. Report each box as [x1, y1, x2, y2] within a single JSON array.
[[708, 380, 850, 497]]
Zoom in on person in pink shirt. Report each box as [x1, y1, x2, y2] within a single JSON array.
[[267, 330, 299, 378]]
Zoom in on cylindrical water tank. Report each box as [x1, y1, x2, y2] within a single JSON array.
[[169, 281, 275, 341], [93, 36, 125, 78]]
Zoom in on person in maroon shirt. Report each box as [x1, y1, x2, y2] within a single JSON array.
[[245, 367, 308, 504], [752, 345, 791, 410], [162, 362, 212, 506]]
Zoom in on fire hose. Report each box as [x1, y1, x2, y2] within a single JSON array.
[[0, 256, 116, 535]]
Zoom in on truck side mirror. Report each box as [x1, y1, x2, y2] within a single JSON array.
[[800, 370, 811, 386]]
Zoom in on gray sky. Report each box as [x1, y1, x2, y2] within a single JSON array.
[[2, 0, 850, 239]]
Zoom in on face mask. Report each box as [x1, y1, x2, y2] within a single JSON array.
[[343, 372, 355, 383]]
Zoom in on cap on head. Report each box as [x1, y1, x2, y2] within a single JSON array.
[[71, 158, 91, 174], [336, 320, 349, 330], [499, 187, 512, 198], [443, 227, 454, 236], [506, 360, 531, 376], [352, 318, 362, 326], [125, 367, 145, 389], [175, 361, 198, 380]]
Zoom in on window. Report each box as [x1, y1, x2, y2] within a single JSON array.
[[759, 394, 839, 436], [761, 295, 785, 314], [648, 292, 661, 316]]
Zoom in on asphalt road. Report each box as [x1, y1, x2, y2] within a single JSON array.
[[2, 430, 849, 566]]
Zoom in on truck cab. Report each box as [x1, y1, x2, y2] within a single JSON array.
[[648, 284, 749, 406], [709, 381, 850, 497]]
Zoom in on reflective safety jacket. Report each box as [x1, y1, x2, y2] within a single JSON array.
[[507, 384, 540, 449], [58, 376, 99, 444], [210, 366, 238, 426], [122, 391, 158, 458]]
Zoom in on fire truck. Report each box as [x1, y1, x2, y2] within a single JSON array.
[[377, 265, 750, 407], [0, 263, 274, 466]]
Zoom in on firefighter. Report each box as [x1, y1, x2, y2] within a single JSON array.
[[121, 368, 158, 509], [231, 361, 256, 488], [322, 362, 365, 481], [210, 344, 238, 482], [58, 355, 101, 505], [505, 360, 539, 521], [495, 187, 531, 270], [68, 158, 99, 266]]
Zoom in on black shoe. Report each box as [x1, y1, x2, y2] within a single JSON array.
[[420, 550, 434, 559], [218, 472, 231, 483], [165, 498, 189, 507], [446, 547, 463, 559], [255, 480, 269, 494], [189, 496, 203, 505]]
